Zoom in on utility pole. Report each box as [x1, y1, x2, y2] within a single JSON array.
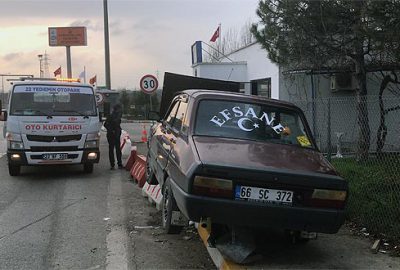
[[38, 54, 43, 78], [66, 46, 72, 78], [103, 0, 111, 89]]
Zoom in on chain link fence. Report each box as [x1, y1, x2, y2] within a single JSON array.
[[293, 96, 400, 240]]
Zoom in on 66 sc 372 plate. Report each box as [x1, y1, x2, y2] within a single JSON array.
[[235, 185, 293, 205]]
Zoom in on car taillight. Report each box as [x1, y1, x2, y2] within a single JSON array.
[[192, 176, 233, 198], [311, 189, 347, 209]]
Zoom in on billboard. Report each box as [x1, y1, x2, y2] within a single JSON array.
[[48, 27, 87, 47]]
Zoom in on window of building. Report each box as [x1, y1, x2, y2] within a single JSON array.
[[251, 78, 271, 98]]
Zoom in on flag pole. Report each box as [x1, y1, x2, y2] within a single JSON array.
[[218, 23, 221, 61]]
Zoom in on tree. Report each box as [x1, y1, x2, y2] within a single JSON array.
[[251, 0, 400, 161], [375, 71, 400, 157], [119, 90, 130, 115]]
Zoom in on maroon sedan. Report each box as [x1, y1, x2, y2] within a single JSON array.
[[146, 90, 348, 236]]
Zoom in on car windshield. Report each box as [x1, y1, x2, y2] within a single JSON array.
[[10, 85, 97, 117], [194, 99, 314, 148]]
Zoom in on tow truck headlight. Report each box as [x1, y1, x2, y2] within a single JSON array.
[[86, 132, 100, 140], [6, 132, 24, 150], [85, 132, 100, 148], [85, 140, 99, 148], [10, 141, 24, 150]]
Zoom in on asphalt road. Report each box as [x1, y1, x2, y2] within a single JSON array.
[[0, 122, 213, 270]]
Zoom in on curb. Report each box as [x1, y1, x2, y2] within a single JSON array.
[[197, 225, 243, 270]]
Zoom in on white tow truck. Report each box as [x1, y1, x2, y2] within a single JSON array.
[[0, 78, 102, 176]]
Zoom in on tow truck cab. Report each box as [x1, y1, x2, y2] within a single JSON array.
[[1, 79, 102, 176]]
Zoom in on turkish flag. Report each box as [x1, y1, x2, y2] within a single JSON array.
[[53, 66, 61, 77], [89, 75, 97, 85], [210, 26, 220, 42]]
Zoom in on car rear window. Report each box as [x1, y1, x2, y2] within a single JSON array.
[[194, 99, 314, 148]]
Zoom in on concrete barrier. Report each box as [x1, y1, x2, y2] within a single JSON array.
[[141, 182, 163, 210]]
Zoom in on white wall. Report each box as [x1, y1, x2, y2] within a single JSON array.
[[193, 62, 248, 82], [224, 43, 280, 99]]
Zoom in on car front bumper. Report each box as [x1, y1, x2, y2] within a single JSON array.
[[170, 179, 345, 234], [7, 149, 100, 165]]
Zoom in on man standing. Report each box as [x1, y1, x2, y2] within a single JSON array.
[[104, 104, 123, 169]]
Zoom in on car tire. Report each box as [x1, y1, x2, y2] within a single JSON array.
[[8, 164, 21, 176], [146, 153, 158, 185], [161, 178, 183, 234], [84, 163, 94, 174]]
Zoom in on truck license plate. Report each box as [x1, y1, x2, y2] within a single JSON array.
[[235, 185, 293, 205], [42, 153, 68, 160]]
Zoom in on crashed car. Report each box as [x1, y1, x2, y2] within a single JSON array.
[[146, 89, 348, 237]]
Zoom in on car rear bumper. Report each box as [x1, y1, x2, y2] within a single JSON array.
[[170, 180, 345, 234]]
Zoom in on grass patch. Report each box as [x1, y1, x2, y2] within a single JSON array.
[[332, 156, 400, 240]]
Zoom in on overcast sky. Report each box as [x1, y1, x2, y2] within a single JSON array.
[[0, 0, 259, 90]]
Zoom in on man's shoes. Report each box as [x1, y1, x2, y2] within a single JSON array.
[[110, 165, 115, 170], [118, 164, 124, 169]]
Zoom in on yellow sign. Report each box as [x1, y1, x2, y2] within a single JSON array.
[[297, 135, 311, 147], [48, 27, 87, 47]]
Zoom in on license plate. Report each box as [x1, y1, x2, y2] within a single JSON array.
[[42, 153, 68, 160], [235, 185, 293, 205]]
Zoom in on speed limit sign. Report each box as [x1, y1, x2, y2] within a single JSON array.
[[95, 93, 105, 105], [140, 74, 158, 94]]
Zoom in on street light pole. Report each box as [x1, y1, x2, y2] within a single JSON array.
[[38, 54, 43, 78], [103, 0, 111, 89]]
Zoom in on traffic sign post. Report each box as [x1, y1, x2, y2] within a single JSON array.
[[140, 74, 158, 94]]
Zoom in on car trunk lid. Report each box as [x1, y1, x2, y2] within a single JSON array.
[[192, 136, 337, 176]]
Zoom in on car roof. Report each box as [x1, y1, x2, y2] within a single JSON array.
[[178, 89, 300, 110], [11, 80, 92, 87]]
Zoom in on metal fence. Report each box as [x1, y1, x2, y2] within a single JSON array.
[[292, 96, 400, 240]]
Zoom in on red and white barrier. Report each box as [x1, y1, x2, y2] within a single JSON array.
[[130, 154, 147, 187], [142, 182, 163, 210], [120, 130, 132, 158], [124, 146, 137, 171]]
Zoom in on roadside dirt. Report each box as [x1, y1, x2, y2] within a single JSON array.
[[123, 177, 214, 269]]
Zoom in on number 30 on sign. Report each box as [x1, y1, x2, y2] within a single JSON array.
[[140, 74, 158, 94]]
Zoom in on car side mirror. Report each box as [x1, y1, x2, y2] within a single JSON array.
[[148, 111, 161, 121]]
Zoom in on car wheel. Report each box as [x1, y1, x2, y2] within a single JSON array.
[[8, 164, 21, 176], [84, 163, 94, 174], [161, 178, 183, 234], [146, 153, 157, 185]]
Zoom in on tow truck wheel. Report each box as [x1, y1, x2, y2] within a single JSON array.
[[83, 163, 94, 174], [161, 178, 183, 234], [8, 164, 21, 176]]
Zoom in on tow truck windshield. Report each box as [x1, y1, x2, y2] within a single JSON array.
[[9, 84, 97, 117]]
